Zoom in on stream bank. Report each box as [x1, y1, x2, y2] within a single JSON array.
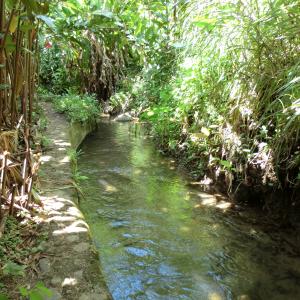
[[36, 102, 111, 300]]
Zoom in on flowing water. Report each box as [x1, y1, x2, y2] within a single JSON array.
[[78, 121, 300, 300]]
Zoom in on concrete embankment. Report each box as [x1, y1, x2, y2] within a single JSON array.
[[38, 102, 111, 300]]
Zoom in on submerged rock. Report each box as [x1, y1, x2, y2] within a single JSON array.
[[114, 112, 133, 122]]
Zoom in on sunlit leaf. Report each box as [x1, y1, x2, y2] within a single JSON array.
[[201, 127, 210, 137], [36, 15, 55, 28], [9, 15, 18, 33], [92, 10, 114, 19], [220, 160, 232, 169]]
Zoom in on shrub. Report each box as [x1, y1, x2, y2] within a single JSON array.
[[53, 94, 100, 123]]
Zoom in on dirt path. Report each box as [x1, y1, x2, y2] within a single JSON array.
[[37, 102, 111, 300]]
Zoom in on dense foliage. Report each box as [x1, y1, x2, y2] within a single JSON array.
[[0, 0, 299, 296], [53, 94, 100, 123], [39, 0, 300, 211], [107, 0, 300, 209]]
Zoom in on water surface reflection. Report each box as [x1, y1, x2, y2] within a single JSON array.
[[79, 122, 300, 300]]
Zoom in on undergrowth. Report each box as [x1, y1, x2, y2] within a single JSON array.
[[53, 94, 100, 124], [0, 217, 48, 299]]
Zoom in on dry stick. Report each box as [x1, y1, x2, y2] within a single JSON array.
[[16, 114, 24, 130], [25, 176, 33, 209], [20, 155, 27, 198], [21, 124, 31, 204]]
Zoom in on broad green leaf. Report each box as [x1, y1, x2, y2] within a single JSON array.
[[6, 0, 18, 9], [192, 17, 217, 29], [9, 15, 18, 33], [36, 15, 55, 28], [19, 287, 29, 297], [20, 23, 35, 32], [28, 291, 43, 300], [0, 294, 9, 300], [220, 160, 232, 169], [2, 261, 25, 277], [21, 0, 38, 13], [3, 35, 16, 53], [92, 10, 114, 19]]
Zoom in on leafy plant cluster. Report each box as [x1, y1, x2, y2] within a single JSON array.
[[53, 94, 100, 124], [39, 0, 136, 100], [67, 149, 88, 203], [39, 43, 79, 94], [109, 0, 300, 201]]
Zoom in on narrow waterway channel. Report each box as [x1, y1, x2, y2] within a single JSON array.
[[78, 121, 300, 300]]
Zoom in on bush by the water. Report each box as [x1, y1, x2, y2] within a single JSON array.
[[53, 94, 100, 123]]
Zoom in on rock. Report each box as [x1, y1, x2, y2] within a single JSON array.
[[39, 258, 51, 274], [114, 113, 133, 122], [50, 276, 62, 286]]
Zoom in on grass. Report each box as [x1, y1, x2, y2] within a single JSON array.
[[67, 149, 88, 203]]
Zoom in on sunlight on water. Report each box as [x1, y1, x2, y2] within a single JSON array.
[[78, 122, 300, 300]]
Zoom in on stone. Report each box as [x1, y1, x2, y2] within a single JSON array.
[[74, 242, 89, 252], [50, 276, 62, 286], [114, 112, 133, 122], [39, 258, 51, 274]]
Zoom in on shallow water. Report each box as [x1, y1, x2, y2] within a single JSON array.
[[78, 122, 300, 300]]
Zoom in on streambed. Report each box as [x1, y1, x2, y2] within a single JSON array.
[[78, 121, 300, 300]]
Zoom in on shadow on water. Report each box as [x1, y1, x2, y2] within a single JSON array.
[[78, 122, 300, 300]]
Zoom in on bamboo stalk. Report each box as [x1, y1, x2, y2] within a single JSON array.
[[10, 9, 22, 126], [0, 151, 8, 221], [0, 0, 5, 126]]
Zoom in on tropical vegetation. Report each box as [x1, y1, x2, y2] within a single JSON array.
[[0, 0, 300, 297], [39, 0, 300, 208]]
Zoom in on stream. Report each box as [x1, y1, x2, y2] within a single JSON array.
[[78, 121, 300, 300]]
